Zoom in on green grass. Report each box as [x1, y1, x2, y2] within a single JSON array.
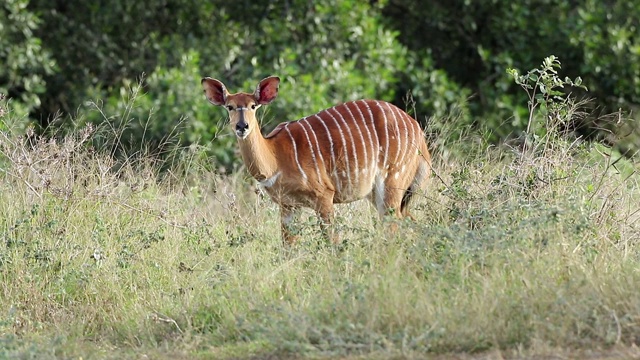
[[1, 115, 640, 359]]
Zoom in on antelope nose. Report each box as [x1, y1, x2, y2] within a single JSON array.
[[236, 121, 248, 133], [235, 121, 249, 138]]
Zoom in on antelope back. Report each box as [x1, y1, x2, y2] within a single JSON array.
[[266, 99, 427, 202]]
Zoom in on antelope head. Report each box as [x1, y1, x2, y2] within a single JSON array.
[[201, 76, 280, 139]]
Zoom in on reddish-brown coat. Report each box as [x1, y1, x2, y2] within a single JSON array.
[[202, 76, 431, 244]]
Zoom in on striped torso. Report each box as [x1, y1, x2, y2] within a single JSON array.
[[262, 99, 423, 204]]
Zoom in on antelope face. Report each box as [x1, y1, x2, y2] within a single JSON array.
[[202, 76, 281, 140], [224, 95, 261, 139]]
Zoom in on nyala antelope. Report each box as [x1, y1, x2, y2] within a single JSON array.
[[201, 76, 431, 244]]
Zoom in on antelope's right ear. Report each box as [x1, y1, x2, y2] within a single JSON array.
[[201, 77, 228, 106]]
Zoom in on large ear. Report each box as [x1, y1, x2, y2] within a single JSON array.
[[254, 76, 280, 105], [201, 77, 229, 106]]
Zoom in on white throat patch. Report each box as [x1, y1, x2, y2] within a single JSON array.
[[259, 172, 281, 188]]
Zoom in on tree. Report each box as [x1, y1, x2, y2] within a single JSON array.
[[381, 0, 640, 147], [0, 0, 54, 128]]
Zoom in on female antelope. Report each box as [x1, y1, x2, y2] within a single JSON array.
[[201, 76, 431, 244]]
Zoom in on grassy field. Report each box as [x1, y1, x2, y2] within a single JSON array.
[[1, 102, 640, 360]]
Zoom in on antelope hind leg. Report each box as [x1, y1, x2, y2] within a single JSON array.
[[280, 205, 301, 245]]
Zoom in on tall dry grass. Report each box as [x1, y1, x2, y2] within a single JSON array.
[[1, 86, 639, 359]]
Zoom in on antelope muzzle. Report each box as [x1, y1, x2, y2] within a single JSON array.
[[235, 108, 249, 138]]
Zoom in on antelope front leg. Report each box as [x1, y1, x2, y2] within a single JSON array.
[[315, 198, 339, 244], [280, 205, 301, 245]]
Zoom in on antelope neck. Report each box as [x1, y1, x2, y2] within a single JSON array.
[[237, 127, 278, 182]]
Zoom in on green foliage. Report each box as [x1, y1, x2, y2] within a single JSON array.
[[199, 0, 414, 126], [382, 0, 639, 146], [0, 0, 55, 124], [570, 0, 640, 107], [27, 0, 209, 119], [1, 0, 639, 166], [508, 55, 587, 138], [79, 51, 237, 168], [54, 0, 423, 169], [382, 0, 583, 133]]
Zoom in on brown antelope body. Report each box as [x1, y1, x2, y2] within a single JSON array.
[[201, 76, 431, 244]]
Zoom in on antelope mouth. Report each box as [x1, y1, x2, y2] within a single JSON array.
[[236, 129, 250, 139]]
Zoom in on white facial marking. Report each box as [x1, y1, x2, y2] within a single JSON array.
[[235, 107, 251, 139]]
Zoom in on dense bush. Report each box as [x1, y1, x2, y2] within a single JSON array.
[[0, 0, 636, 167], [48, 0, 435, 169], [0, 0, 54, 126], [382, 0, 640, 142]]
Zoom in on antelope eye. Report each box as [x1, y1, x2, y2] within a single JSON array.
[[251, 104, 257, 110], [226, 105, 234, 111]]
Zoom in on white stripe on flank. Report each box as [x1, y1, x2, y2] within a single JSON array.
[[284, 124, 308, 181], [391, 105, 409, 167], [324, 109, 351, 185], [314, 114, 338, 187], [408, 117, 417, 157], [298, 118, 322, 183], [330, 107, 359, 183], [387, 103, 402, 165], [358, 101, 379, 173], [374, 101, 390, 171], [404, 112, 418, 165], [344, 102, 368, 181], [402, 111, 411, 165], [301, 118, 326, 181]]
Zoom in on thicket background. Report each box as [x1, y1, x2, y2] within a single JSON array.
[[2, 0, 639, 167]]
